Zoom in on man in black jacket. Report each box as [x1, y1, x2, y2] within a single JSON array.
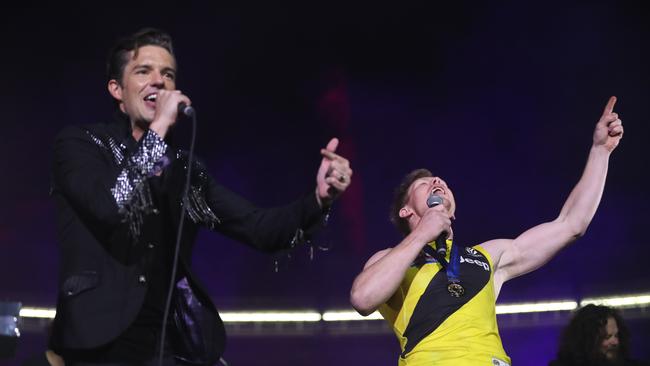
[[50, 28, 353, 365]]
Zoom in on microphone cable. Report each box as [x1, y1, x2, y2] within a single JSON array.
[[158, 107, 197, 366]]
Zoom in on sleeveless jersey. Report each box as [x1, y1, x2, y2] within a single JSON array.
[[379, 240, 511, 365]]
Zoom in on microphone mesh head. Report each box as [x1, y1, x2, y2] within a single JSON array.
[[427, 194, 444, 208]]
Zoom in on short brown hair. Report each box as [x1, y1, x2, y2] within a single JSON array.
[[107, 28, 175, 85], [390, 168, 433, 236]]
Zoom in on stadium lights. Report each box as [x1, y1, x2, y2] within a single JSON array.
[[19, 293, 650, 321], [219, 311, 321, 322], [495, 301, 578, 315], [322, 310, 384, 321], [18, 307, 56, 319], [581, 294, 650, 308]]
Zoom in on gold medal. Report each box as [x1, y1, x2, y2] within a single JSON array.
[[447, 282, 465, 297]]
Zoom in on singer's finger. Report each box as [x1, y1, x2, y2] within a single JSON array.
[[325, 176, 346, 192], [325, 137, 339, 153], [603, 96, 617, 115], [326, 176, 342, 186], [608, 119, 622, 129], [609, 125, 624, 136], [321, 149, 345, 161]]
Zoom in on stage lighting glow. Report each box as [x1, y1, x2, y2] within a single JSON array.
[[581, 294, 650, 308], [19, 307, 56, 319], [219, 311, 322, 322], [495, 301, 578, 314], [17, 293, 650, 321], [322, 310, 384, 321]]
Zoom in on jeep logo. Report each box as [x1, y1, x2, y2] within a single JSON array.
[[460, 255, 489, 271]]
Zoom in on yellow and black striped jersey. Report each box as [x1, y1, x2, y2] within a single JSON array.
[[379, 240, 511, 365]]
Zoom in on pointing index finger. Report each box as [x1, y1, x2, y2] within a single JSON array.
[[603, 96, 617, 115], [325, 137, 339, 153]]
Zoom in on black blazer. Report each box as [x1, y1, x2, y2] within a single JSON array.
[[50, 113, 325, 364]]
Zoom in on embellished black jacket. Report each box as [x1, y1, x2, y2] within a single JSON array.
[[50, 112, 326, 364]]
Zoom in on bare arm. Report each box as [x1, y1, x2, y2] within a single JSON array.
[[484, 96, 624, 294], [350, 206, 450, 315]]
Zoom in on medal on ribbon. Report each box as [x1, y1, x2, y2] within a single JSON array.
[[446, 242, 464, 297]]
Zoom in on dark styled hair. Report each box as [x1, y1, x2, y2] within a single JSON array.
[[107, 28, 174, 85], [390, 168, 433, 236], [551, 304, 630, 366]]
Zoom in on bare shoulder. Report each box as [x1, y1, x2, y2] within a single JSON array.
[[477, 239, 515, 297], [476, 238, 513, 267], [363, 248, 393, 269]]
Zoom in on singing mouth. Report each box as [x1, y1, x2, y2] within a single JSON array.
[[144, 93, 157, 102], [431, 187, 445, 196]]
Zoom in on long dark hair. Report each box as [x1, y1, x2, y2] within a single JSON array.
[[551, 304, 629, 366]]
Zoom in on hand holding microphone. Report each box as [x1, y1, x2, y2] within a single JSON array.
[[415, 194, 450, 264], [177, 102, 194, 117], [150, 90, 193, 139], [427, 194, 449, 257]]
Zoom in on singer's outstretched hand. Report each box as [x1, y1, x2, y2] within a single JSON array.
[[593, 96, 624, 152], [316, 138, 353, 207]]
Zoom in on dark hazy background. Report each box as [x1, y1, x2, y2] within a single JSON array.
[[2, 2, 649, 365]]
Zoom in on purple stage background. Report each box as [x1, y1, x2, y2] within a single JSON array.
[[1, 2, 649, 365]]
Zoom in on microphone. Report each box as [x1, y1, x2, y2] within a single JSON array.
[[178, 102, 195, 117], [426, 194, 449, 258]]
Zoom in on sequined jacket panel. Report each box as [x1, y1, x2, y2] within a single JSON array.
[[50, 113, 326, 364]]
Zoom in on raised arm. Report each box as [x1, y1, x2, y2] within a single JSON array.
[[200, 138, 353, 252], [350, 205, 451, 315], [203, 179, 328, 252], [315, 138, 353, 208], [484, 97, 624, 293]]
